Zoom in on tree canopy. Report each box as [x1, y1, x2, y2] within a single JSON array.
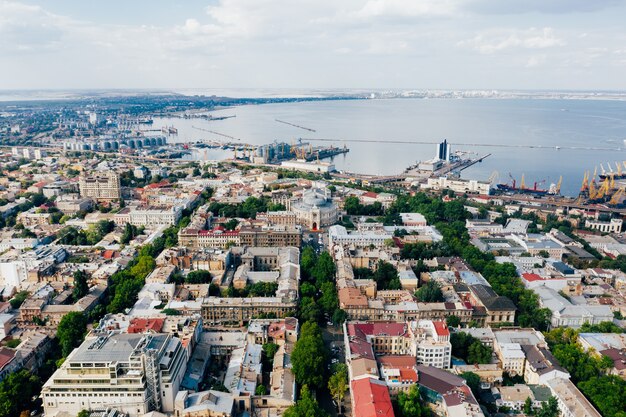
[[415, 281, 444, 303], [283, 385, 329, 417], [57, 311, 87, 357], [291, 321, 328, 389]]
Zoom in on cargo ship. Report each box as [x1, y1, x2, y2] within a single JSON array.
[[496, 183, 550, 196], [495, 174, 561, 196]]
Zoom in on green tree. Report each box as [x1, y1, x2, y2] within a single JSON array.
[[415, 281, 444, 302], [536, 397, 559, 417], [328, 364, 348, 411], [579, 375, 626, 417], [300, 282, 317, 298], [523, 397, 533, 415], [446, 315, 461, 328], [263, 342, 279, 363], [373, 260, 401, 290], [467, 340, 492, 364], [9, 291, 29, 309], [72, 270, 89, 301], [0, 370, 40, 417], [130, 255, 156, 279], [311, 251, 336, 287], [332, 309, 348, 324], [186, 270, 212, 284], [451, 332, 492, 364], [283, 385, 329, 417], [224, 218, 239, 230], [396, 384, 430, 417], [57, 312, 87, 357], [291, 322, 328, 389], [301, 246, 317, 280], [318, 281, 338, 315], [299, 297, 322, 323], [460, 372, 481, 399], [255, 385, 266, 395], [121, 223, 139, 244]]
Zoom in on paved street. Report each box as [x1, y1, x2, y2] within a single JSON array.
[[318, 324, 351, 417]]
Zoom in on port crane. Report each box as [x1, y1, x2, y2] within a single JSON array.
[[275, 119, 316, 132], [610, 188, 624, 205]]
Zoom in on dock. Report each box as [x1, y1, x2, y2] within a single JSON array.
[[432, 153, 491, 176]]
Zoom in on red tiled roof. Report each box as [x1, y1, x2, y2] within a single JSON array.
[[522, 273, 544, 282], [0, 348, 16, 370], [399, 369, 418, 382], [362, 192, 378, 198], [102, 250, 117, 260], [349, 338, 375, 361], [127, 318, 165, 334], [433, 321, 450, 337], [348, 322, 408, 338], [378, 355, 417, 368], [351, 378, 395, 417], [145, 181, 170, 189], [600, 348, 626, 370]]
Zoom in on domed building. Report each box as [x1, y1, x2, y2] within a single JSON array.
[[291, 188, 339, 230]]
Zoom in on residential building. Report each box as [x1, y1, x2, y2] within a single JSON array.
[[79, 171, 121, 202], [238, 226, 302, 247], [546, 377, 603, 417], [350, 378, 395, 417], [115, 206, 183, 227]]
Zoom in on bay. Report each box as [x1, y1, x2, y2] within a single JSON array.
[[154, 98, 626, 196]]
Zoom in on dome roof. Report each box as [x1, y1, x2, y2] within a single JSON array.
[[303, 195, 326, 207]]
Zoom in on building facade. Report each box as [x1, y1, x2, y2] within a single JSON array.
[[79, 171, 121, 202]]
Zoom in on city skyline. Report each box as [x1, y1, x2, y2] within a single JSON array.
[[1, 0, 626, 91]]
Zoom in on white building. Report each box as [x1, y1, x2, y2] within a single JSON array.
[[412, 320, 452, 369], [42, 332, 188, 417], [533, 285, 613, 328], [585, 218, 622, 233], [421, 177, 491, 196], [291, 188, 338, 230], [328, 225, 391, 249], [115, 206, 183, 227], [547, 377, 603, 417], [280, 160, 334, 173]]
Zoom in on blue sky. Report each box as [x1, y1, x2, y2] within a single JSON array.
[[1, 0, 626, 90]]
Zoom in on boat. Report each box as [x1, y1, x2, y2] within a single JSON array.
[[496, 183, 550, 196]]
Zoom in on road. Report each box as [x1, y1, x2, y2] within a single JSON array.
[[318, 323, 350, 417]]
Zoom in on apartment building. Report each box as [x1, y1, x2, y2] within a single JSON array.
[[238, 226, 302, 247], [115, 206, 183, 227], [42, 332, 188, 417], [412, 320, 452, 369], [79, 171, 121, 202], [178, 229, 241, 249]]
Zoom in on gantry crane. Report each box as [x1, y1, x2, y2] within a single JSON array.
[[610, 188, 624, 205]]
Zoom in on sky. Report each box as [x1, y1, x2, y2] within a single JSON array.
[[1, 0, 626, 91]]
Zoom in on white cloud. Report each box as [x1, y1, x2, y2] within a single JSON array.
[[355, 0, 459, 19], [459, 27, 565, 54], [0, 0, 624, 89], [525, 54, 546, 67]]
